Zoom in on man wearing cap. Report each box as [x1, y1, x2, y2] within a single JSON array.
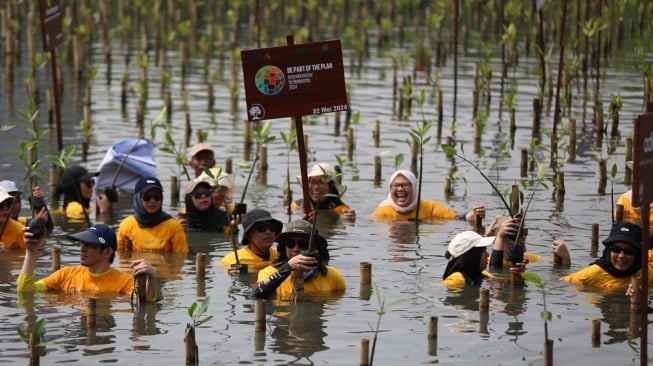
[[251, 219, 346, 299], [188, 143, 217, 179], [117, 176, 187, 252], [440, 230, 496, 287], [18, 224, 158, 300], [220, 209, 282, 274], [291, 162, 356, 221], [558, 222, 653, 289]]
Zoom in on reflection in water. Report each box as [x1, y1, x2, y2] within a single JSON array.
[[267, 299, 339, 363], [588, 291, 638, 345]]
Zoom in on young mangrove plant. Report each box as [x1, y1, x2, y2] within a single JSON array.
[[279, 127, 297, 221], [16, 317, 47, 365], [408, 120, 433, 223], [185, 296, 213, 364], [366, 283, 407, 366]]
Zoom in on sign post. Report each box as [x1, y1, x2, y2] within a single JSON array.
[[241, 37, 348, 214], [631, 105, 653, 366], [38, 0, 64, 152]]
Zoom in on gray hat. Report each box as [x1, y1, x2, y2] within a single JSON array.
[[241, 209, 282, 245], [0, 180, 21, 194]]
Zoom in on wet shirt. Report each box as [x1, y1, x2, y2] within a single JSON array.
[[256, 264, 346, 299], [0, 219, 25, 250], [65, 201, 93, 221], [373, 200, 459, 221], [220, 246, 278, 271], [439, 270, 495, 288], [17, 266, 134, 295], [117, 215, 188, 253], [560, 264, 653, 289], [291, 197, 351, 215], [617, 192, 653, 230]]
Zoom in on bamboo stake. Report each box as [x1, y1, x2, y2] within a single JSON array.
[[359, 338, 370, 366], [254, 299, 266, 331], [479, 288, 489, 312], [87, 298, 96, 328], [591, 318, 601, 347], [427, 316, 438, 356], [374, 155, 382, 186], [591, 223, 599, 251], [51, 246, 60, 271], [195, 252, 206, 279]]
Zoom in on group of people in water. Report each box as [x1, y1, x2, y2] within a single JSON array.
[[2, 142, 652, 305]]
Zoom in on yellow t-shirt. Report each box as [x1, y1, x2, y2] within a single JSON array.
[[117, 215, 188, 253], [256, 265, 346, 299], [373, 200, 459, 221], [438, 270, 495, 288], [18, 266, 134, 295], [0, 219, 26, 250], [560, 264, 653, 289], [616, 192, 653, 230], [65, 201, 93, 221], [220, 246, 278, 271]]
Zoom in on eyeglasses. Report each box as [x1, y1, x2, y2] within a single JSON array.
[[610, 246, 637, 256], [253, 221, 281, 233], [390, 183, 410, 190], [141, 193, 162, 202], [284, 238, 310, 249], [192, 190, 212, 199]]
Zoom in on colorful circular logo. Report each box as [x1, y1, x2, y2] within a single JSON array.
[[255, 65, 285, 95]]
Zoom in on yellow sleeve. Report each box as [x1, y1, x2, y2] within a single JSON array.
[[439, 272, 466, 288], [17, 273, 48, 292]]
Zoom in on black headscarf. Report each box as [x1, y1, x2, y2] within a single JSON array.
[[55, 166, 94, 210], [184, 192, 229, 233], [133, 190, 173, 228], [592, 244, 642, 278], [442, 247, 486, 285]]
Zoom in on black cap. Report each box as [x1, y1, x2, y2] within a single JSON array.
[[603, 222, 642, 248], [135, 176, 163, 194], [67, 224, 117, 250], [59, 166, 98, 188]]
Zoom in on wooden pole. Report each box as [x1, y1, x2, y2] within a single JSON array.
[[360, 262, 371, 285], [427, 315, 438, 356], [630, 276, 641, 313], [195, 252, 206, 279], [591, 318, 601, 347], [359, 338, 370, 366], [479, 288, 489, 312], [51, 246, 60, 271], [254, 299, 266, 331], [591, 223, 599, 251], [87, 298, 96, 328]]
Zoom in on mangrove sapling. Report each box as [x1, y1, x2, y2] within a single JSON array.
[[408, 120, 434, 223], [280, 127, 298, 222], [366, 283, 407, 366], [520, 271, 565, 364], [185, 296, 213, 364], [16, 317, 48, 365], [158, 126, 192, 181]]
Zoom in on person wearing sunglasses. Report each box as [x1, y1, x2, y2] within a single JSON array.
[[220, 209, 283, 274], [251, 219, 346, 299], [373, 170, 485, 226], [178, 173, 229, 233], [54, 165, 116, 222], [558, 222, 653, 289], [117, 176, 188, 253], [18, 223, 158, 301]]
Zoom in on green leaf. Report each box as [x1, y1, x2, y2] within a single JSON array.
[[441, 144, 456, 155], [32, 318, 46, 338], [188, 302, 197, 317], [197, 297, 210, 317], [541, 310, 552, 322], [16, 326, 29, 343], [520, 271, 543, 286]]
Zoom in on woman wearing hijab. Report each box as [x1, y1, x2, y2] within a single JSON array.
[[178, 174, 229, 233], [251, 219, 346, 299], [373, 170, 484, 224], [558, 222, 653, 289], [440, 230, 495, 287], [55, 166, 113, 220], [117, 176, 187, 253]]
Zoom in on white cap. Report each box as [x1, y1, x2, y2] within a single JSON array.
[[447, 231, 495, 259]]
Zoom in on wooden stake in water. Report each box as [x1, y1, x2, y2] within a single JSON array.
[[479, 288, 489, 312], [359, 262, 372, 285], [254, 299, 266, 331], [625, 137, 632, 186], [544, 338, 553, 366], [630, 276, 641, 313], [374, 155, 381, 186], [359, 338, 370, 366], [591, 223, 599, 251], [259, 146, 268, 186], [52, 246, 60, 271], [87, 298, 97, 328], [520, 149, 528, 178], [195, 252, 206, 279], [598, 159, 607, 194], [427, 316, 438, 356], [568, 119, 577, 163], [373, 120, 380, 147], [591, 318, 601, 347], [594, 102, 604, 149], [170, 176, 179, 206], [615, 204, 624, 223], [185, 324, 197, 364]]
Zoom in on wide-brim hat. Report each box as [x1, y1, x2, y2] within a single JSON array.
[[447, 231, 495, 259], [603, 221, 642, 249], [241, 209, 282, 245], [296, 162, 346, 196], [67, 224, 117, 250], [275, 219, 329, 264], [0, 180, 21, 194]]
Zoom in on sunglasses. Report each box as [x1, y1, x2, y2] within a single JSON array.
[[610, 246, 637, 256], [141, 193, 162, 202], [192, 190, 212, 199], [284, 238, 310, 249], [253, 221, 281, 233]]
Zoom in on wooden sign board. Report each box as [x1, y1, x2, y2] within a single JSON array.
[[38, 0, 63, 52], [241, 39, 348, 121], [631, 112, 653, 206]]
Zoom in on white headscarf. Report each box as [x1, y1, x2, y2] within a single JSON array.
[[378, 170, 418, 214]]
